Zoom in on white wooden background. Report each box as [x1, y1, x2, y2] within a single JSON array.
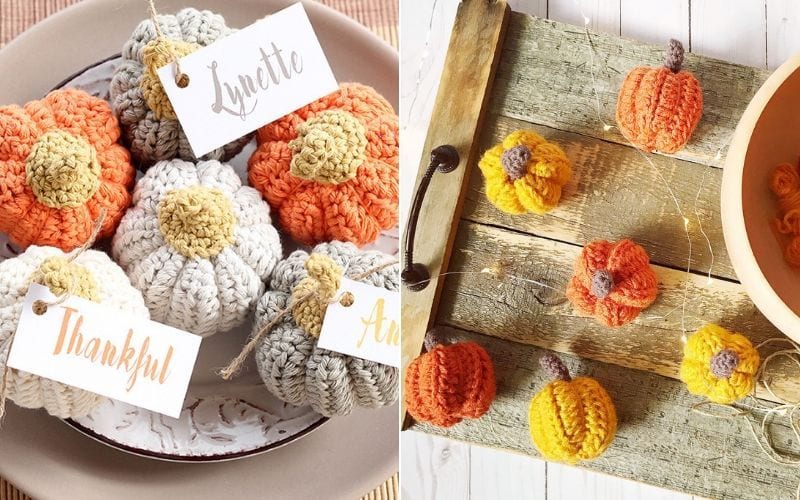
[[399, 0, 800, 498]]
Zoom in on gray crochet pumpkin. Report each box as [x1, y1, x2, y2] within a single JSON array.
[[110, 8, 252, 169], [254, 241, 399, 417]]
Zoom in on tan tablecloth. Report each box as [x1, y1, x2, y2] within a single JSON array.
[[0, 1, 398, 498]]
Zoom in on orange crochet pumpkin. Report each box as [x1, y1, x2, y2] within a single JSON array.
[[248, 83, 398, 246], [405, 340, 496, 427], [566, 239, 659, 327], [616, 39, 703, 154], [0, 88, 135, 251]]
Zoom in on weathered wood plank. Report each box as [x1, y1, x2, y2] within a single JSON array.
[[549, 0, 620, 34], [401, 0, 509, 425], [437, 220, 800, 403], [409, 327, 800, 500], [464, 113, 733, 279], [490, 14, 770, 165]]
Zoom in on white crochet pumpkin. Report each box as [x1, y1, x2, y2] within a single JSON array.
[[0, 246, 149, 418], [112, 159, 282, 337]]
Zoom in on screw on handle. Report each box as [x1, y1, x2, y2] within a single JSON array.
[[401, 145, 460, 291]]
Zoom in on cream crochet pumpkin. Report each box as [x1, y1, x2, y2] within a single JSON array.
[[112, 159, 282, 337], [254, 241, 399, 417], [111, 8, 252, 168], [0, 246, 149, 418]]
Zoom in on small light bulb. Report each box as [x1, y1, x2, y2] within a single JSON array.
[[603, 124, 612, 131], [683, 217, 690, 229], [583, 15, 591, 25], [706, 276, 713, 286], [681, 334, 688, 344]]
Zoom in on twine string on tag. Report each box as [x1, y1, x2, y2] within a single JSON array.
[[147, 0, 190, 87], [218, 260, 398, 380], [0, 209, 106, 419]]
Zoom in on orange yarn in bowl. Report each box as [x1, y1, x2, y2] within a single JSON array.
[[248, 83, 398, 247], [769, 160, 800, 266], [616, 39, 703, 154], [566, 239, 659, 327], [405, 340, 496, 427], [0, 88, 135, 251]]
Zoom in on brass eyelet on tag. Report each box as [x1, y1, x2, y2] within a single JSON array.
[[32, 300, 48, 315], [176, 73, 190, 88]]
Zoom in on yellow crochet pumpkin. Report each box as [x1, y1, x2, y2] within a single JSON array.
[[680, 324, 760, 404], [528, 353, 617, 464], [478, 130, 571, 215]]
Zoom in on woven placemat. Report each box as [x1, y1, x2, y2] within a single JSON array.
[[0, 1, 398, 498]]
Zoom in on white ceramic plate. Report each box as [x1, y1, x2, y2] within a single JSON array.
[[0, 0, 398, 497]]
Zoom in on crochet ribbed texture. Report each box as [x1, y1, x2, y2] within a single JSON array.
[[112, 159, 282, 338], [248, 83, 399, 247], [528, 353, 617, 464], [404, 341, 496, 427], [478, 130, 572, 215], [253, 241, 399, 417], [0, 246, 148, 419], [680, 324, 760, 404], [0, 88, 135, 252], [615, 39, 703, 154], [111, 8, 252, 168], [566, 239, 659, 327]]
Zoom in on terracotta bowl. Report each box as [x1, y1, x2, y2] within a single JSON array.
[[722, 54, 800, 341]]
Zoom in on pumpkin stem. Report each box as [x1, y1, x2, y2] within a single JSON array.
[[664, 39, 684, 73], [710, 348, 740, 379], [540, 352, 571, 381], [423, 330, 442, 352]]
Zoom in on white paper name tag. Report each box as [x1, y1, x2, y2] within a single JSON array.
[[7, 284, 201, 418], [157, 2, 338, 157], [317, 279, 400, 367]]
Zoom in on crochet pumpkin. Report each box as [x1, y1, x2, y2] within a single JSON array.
[[0, 246, 148, 418], [566, 239, 659, 327], [112, 159, 282, 337], [405, 339, 496, 427], [0, 88, 135, 252], [616, 39, 703, 154], [680, 324, 760, 404], [111, 8, 252, 168], [248, 83, 399, 247], [478, 130, 571, 215], [529, 352, 617, 464], [254, 241, 399, 416]]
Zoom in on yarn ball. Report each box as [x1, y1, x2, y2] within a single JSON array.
[[111, 8, 252, 168], [404, 340, 496, 427], [254, 241, 399, 417], [478, 130, 571, 215], [616, 39, 703, 154], [680, 324, 760, 404], [566, 239, 659, 327], [769, 161, 800, 266], [528, 353, 617, 464], [248, 83, 399, 246], [0, 246, 148, 418], [0, 88, 136, 251], [112, 159, 282, 337]]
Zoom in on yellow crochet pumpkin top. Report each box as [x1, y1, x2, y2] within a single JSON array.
[[478, 130, 571, 215], [680, 324, 760, 404]]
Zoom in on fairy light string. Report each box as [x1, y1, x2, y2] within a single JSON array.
[[575, 8, 727, 340]]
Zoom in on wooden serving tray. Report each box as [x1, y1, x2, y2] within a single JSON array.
[[401, 1, 800, 498]]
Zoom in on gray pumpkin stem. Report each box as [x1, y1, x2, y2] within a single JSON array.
[[665, 39, 684, 73], [540, 352, 571, 381]]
